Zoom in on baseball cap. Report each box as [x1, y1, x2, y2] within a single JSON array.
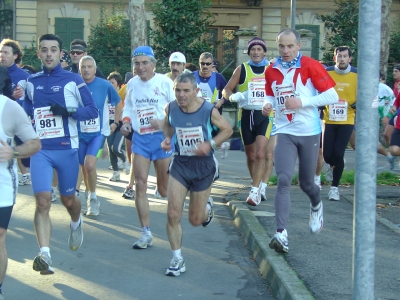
[[169, 52, 186, 64], [132, 46, 155, 58]]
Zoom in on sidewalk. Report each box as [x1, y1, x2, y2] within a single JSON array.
[[226, 184, 400, 300]]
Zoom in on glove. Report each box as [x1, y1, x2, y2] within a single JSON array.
[[229, 92, 245, 102], [50, 104, 69, 117], [351, 103, 356, 110]]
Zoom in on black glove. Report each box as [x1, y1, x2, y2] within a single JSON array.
[[50, 104, 69, 117], [318, 106, 326, 111], [351, 103, 356, 110]]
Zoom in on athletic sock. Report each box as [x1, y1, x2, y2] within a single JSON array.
[[172, 249, 182, 259], [142, 226, 151, 235], [40, 247, 50, 257], [90, 192, 96, 199], [70, 217, 81, 230]]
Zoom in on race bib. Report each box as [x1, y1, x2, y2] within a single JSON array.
[[136, 106, 160, 135], [275, 84, 297, 115], [176, 126, 204, 156], [329, 101, 348, 121], [80, 116, 101, 133], [248, 78, 266, 106], [108, 103, 115, 120], [201, 88, 211, 103], [34, 106, 64, 139]]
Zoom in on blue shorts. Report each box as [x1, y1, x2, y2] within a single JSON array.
[[132, 131, 173, 161], [31, 149, 79, 196], [78, 134, 105, 165]]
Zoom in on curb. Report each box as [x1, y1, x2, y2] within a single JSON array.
[[228, 200, 314, 300]]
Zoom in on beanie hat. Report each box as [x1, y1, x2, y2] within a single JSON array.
[[132, 46, 155, 58], [394, 65, 400, 72], [247, 37, 267, 55], [169, 52, 186, 64]]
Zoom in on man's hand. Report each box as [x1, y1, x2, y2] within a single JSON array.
[[262, 103, 272, 116], [120, 123, 132, 137], [13, 85, 24, 99], [285, 97, 302, 110], [50, 104, 69, 117], [214, 98, 224, 109], [389, 106, 397, 114], [229, 92, 245, 102], [0, 140, 13, 162], [193, 141, 212, 156], [161, 137, 172, 152]]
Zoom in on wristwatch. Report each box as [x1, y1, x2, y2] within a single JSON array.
[[209, 139, 217, 150], [11, 146, 19, 158]]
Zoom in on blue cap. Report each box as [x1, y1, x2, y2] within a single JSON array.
[[132, 46, 155, 58]]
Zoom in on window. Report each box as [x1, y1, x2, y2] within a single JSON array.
[[55, 18, 84, 49], [295, 25, 320, 60]]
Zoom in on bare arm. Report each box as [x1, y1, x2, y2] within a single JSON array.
[[222, 65, 242, 100], [0, 138, 41, 162], [161, 103, 175, 152]]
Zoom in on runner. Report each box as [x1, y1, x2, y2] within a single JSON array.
[[162, 73, 232, 276], [23, 34, 98, 274], [262, 28, 338, 253], [222, 37, 275, 205], [78, 56, 121, 216], [121, 46, 174, 249]]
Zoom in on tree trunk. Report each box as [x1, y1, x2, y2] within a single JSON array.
[[129, 0, 147, 53], [380, 0, 392, 78]]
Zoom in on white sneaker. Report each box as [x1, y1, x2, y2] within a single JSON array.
[[325, 167, 333, 182], [259, 182, 267, 201], [33, 251, 54, 275], [86, 197, 100, 216], [18, 175, 31, 186], [133, 232, 153, 249], [314, 175, 321, 190], [155, 189, 161, 198], [109, 171, 120, 182], [220, 142, 230, 159], [165, 257, 186, 276], [68, 218, 83, 251], [117, 159, 124, 170], [309, 202, 323, 233], [202, 196, 214, 227], [246, 187, 261, 206], [51, 187, 57, 202], [328, 186, 340, 201], [269, 229, 289, 253]]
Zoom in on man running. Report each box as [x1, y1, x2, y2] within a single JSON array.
[[121, 46, 174, 249], [0, 94, 41, 300], [23, 34, 98, 274], [166, 52, 187, 81], [223, 37, 275, 205], [323, 46, 357, 201], [262, 28, 338, 254], [162, 73, 232, 276], [78, 56, 121, 216]]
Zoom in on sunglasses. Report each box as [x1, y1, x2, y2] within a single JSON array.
[[70, 51, 85, 55], [200, 62, 212, 66]]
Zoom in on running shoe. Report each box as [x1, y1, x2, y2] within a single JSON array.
[[387, 155, 396, 170], [202, 196, 214, 227], [68, 219, 83, 251], [325, 167, 333, 182], [155, 189, 161, 198], [51, 187, 57, 202], [18, 175, 30, 186], [220, 142, 230, 159], [165, 257, 186, 276], [246, 187, 261, 206], [109, 171, 120, 182], [309, 202, 323, 234], [314, 175, 321, 190], [259, 182, 267, 201], [328, 186, 340, 201], [86, 197, 100, 216], [117, 159, 124, 169], [133, 232, 153, 249], [269, 229, 289, 254], [33, 251, 54, 275], [122, 186, 135, 199]]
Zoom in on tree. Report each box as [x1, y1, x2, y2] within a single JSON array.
[[0, 0, 13, 40], [129, 0, 147, 51], [147, 0, 215, 71], [317, 0, 359, 66], [380, 0, 393, 77], [87, 4, 131, 77]]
